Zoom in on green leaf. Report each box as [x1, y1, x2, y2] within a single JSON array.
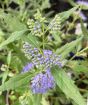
[[23, 33, 40, 48], [0, 13, 26, 31], [33, 94, 42, 105], [51, 66, 86, 105], [2, 70, 8, 84], [0, 29, 28, 49], [41, 96, 49, 105], [80, 18, 88, 39], [79, 4, 88, 10], [67, 0, 77, 7], [68, 61, 88, 73], [0, 71, 34, 91], [52, 32, 62, 45], [41, 0, 50, 10], [9, 44, 28, 65], [58, 6, 78, 23], [7, 51, 12, 66], [73, 64, 88, 73], [56, 37, 83, 59], [11, 0, 24, 6]]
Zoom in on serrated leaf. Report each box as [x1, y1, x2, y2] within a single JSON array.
[[0, 29, 28, 49], [51, 66, 86, 105], [0, 71, 34, 91], [56, 37, 83, 59]]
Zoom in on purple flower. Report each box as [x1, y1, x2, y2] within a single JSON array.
[[22, 63, 34, 73], [33, 21, 42, 35], [77, 0, 88, 6], [23, 42, 39, 58], [31, 68, 55, 93], [23, 43, 63, 69], [22, 43, 64, 93], [43, 50, 52, 55], [79, 12, 87, 21]]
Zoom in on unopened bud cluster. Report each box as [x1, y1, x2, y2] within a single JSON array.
[[27, 10, 61, 37], [27, 10, 46, 37], [27, 19, 43, 37], [48, 15, 61, 33]]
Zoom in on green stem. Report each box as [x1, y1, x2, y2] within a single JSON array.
[[70, 46, 88, 60], [79, 46, 88, 54]]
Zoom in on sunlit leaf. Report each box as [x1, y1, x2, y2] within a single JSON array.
[[0, 29, 28, 49], [0, 71, 34, 91], [51, 66, 86, 105]]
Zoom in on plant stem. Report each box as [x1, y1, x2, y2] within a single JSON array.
[[70, 46, 88, 60], [6, 91, 9, 105]]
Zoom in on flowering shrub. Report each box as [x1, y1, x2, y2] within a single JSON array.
[[0, 0, 88, 105]]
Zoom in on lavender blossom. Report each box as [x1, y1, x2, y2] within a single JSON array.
[[79, 12, 87, 21], [43, 50, 52, 55], [23, 42, 63, 69], [77, 0, 88, 6], [33, 21, 43, 37], [23, 42, 39, 58], [22, 42, 63, 93], [33, 21, 41, 31], [22, 63, 34, 73], [31, 68, 55, 93]]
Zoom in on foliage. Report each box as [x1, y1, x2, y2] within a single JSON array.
[[0, 0, 88, 105]]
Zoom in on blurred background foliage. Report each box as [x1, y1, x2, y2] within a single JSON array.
[[0, 0, 88, 105]]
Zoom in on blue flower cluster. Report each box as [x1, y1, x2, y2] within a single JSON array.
[[23, 42, 63, 69], [22, 63, 34, 73], [22, 42, 63, 93], [77, 0, 88, 6], [31, 68, 55, 93]]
